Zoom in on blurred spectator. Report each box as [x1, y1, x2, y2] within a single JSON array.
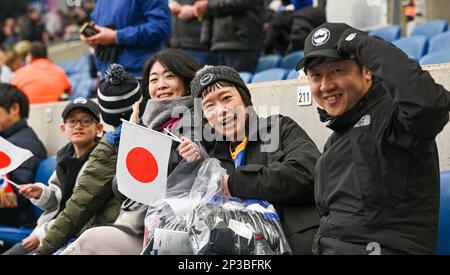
[[0, 46, 13, 83], [268, 0, 295, 12], [291, 0, 313, 10], [0, 84, 47, 228], [5, 51, 24, 72], [169, 0, 213, 67], [264, 5, 323, 55], [44, 10, 64, 42], [1, 18, 19, 47], [63, 13, 81, 42], [14, 40, 31, 59], [11, 41, 71, 104], [18, 9, 44, 42], [286, 7, 326, 53], [82, 0, 172, 78], [194, 0, 266, 73]]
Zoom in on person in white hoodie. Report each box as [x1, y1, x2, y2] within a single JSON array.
[[2, 98, 103, 255]]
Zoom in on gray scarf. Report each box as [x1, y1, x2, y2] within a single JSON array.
[[141, 96, 194, 136]]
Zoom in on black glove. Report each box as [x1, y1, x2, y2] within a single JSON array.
[[337, 28, 365, 60]]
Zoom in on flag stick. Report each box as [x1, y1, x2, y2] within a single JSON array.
[[163, 128, 182, 143], [1, 176, 20, 189]]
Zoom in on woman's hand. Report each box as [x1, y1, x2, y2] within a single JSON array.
[[129, 101, 140, 124], [178, 137, 201, 163]]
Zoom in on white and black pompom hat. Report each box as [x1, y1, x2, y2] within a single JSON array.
[[97, 64, 142, 127]]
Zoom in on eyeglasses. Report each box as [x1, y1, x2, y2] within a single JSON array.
[[64, 118, 96, 127]]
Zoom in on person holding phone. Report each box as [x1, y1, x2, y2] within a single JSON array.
[[80, 0, 172, 79]]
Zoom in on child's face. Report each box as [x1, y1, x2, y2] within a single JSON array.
[[61, 109, 102, 148], [201, 85, 248, 141]]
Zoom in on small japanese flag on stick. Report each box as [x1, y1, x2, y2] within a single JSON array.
[[0, 136, 33, 177], [117, 120, 173, 205]]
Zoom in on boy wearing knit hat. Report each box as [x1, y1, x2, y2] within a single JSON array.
[[191, 65, 321, 254]]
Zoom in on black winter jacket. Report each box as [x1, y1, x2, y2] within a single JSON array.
[[170, 0, 209, 50], [206, 114, 321, 251], [0, 120, 47, 227], [314, 35, 450, 255], [208, 0, 266, 51]]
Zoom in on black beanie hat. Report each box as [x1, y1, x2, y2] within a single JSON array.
[[190, 65, 252, 106], [97, 64, 142, 127]]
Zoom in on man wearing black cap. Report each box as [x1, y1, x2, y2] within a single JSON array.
[[297, 22, 450, 254], [191, 65, 321, 254]]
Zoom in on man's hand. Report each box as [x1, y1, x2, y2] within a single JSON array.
[[19, 184, 43, 200], [221, 175, 231, 198], [22, 235, 40, 251], [86, 25, 117, 46], [178, 5, 196, 21], [194, 0, 208, 18], [337, 28, 364, 60], [169, 1, 182, 15], [178, 137, 201, 163]]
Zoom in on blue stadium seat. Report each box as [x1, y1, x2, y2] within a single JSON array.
[[58, 54, 96, 100], [287, 69, 299, 80], [369, 24, 402, 42], [239, 72, 253, 84], [392, 35, 428, 61], [281, 51, 304, 70], [255, 54, 282, 73], [437, 170, 450, 255], [251, 68, 288, 83], [69, 74, 96, 100], [411, 20, 448, 40], [419, 50, 450, 65], [428, 31, 450, 53], [0, 157, 57, 246]]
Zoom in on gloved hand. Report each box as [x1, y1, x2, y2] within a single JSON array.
[[337, 28, 365, 60]]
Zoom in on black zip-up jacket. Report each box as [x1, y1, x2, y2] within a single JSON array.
[[170, 0, 209, 51], [314, 36, 450, 255], [206, 114, 321, 252], [207, 0, 266, 51], [0, 120, 47, 228]]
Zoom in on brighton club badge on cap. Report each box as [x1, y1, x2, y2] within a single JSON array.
[[312, 28, 331, 46]]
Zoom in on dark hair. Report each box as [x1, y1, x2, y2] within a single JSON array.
[[29, 41, 48, 59], [142, 48, 200, 99], [0, 84, 30, 119]]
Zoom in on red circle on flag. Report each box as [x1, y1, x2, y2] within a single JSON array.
[[0, 151, 12, 169], [126, 147, 159, 183]]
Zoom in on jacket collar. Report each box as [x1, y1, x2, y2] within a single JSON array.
[[321, 81, 386, 134], [210, 111, 274, 162], [0, 119, 28, 138]]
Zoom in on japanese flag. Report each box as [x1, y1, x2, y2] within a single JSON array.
[[0, 136, 33, 176], [117, 120, 173, 205]]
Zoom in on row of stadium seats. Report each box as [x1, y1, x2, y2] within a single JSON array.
[[57, 55, 97, 100], [369, 20, 450, 64], [255, 51, 305, 73], [240, 68, 301, 84]]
